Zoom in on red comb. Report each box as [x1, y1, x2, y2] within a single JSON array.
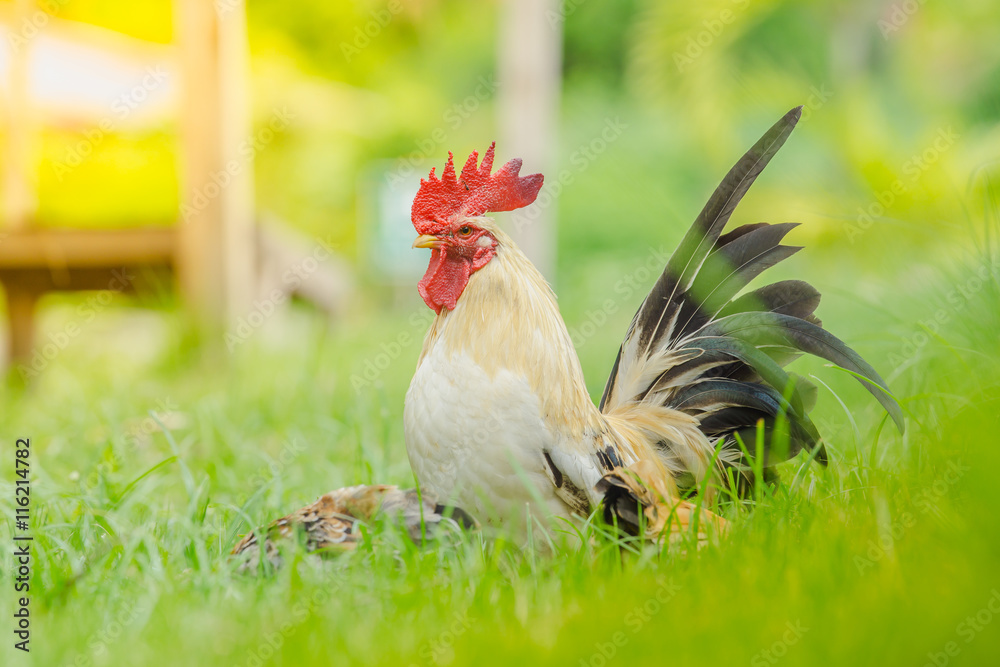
[[411, 143, 544, 235]]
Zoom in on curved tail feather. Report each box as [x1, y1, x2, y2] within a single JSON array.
[[598, 107, 903, 498]]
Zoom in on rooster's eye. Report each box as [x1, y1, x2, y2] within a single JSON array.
[[457, 226, 473, 237]]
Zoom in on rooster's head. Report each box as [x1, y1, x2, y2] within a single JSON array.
[[410, 143, 543, 313]]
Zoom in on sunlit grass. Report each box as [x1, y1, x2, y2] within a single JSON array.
[[2, 229, 999, 665]]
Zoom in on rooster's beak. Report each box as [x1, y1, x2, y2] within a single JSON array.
[[412, 234, 442, 249]]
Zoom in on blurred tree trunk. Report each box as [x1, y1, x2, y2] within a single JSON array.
[[175, 0, 256, 328], [498, 0, 562, 281]]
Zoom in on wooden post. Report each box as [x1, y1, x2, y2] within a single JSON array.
[[2, 0, 37, 230], [497, 0, 562, 280], [3, 285, 38, 368], [175, 0, 255, 327], [2, 0, 38, 368]]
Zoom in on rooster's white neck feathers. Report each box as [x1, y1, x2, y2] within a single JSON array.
[[418, 222, 599, 438]]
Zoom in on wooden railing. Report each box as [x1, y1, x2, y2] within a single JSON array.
[[0, 0, 254, 369]]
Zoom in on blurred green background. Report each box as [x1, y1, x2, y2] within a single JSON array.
[[21, 0, 1000, 257], [2, 0, 1000, 665]]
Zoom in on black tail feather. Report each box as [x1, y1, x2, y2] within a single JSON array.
[[606, 106, 804, 395], [698, 311, 904, 431], [598, 107, 902, 498], [720, 279, 822, 325]]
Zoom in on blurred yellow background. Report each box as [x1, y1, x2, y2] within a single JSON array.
[[2, 0, 995, 309]]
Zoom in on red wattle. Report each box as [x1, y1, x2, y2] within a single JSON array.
[[418, 249, 472, 314]]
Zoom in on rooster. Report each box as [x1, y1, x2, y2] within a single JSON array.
[[233, 107, 903, 562], [402, 106, 903, 541]]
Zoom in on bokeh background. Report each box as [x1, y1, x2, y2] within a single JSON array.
[[2, 0, 1000, 665]]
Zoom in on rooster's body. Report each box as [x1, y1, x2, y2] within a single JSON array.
[[407, 224, 621, 524], [403, 107, 902, 539], [405, 220, 700, 530], [234, 108, 903, 563]]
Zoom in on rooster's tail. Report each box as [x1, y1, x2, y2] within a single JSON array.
[[597, 107, 903, 507]]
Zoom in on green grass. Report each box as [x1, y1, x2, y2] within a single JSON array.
[[2, 230, 1000, 666], [6, 0, 1000, 662]]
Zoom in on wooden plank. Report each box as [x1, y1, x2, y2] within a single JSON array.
[[0, 266, 171, 292], [0, 227, 175, 268], [0, 264, 172, 370]]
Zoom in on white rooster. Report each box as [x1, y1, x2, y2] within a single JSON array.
[[403, 107, 902, 539], [234, 107, 903, 563]]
